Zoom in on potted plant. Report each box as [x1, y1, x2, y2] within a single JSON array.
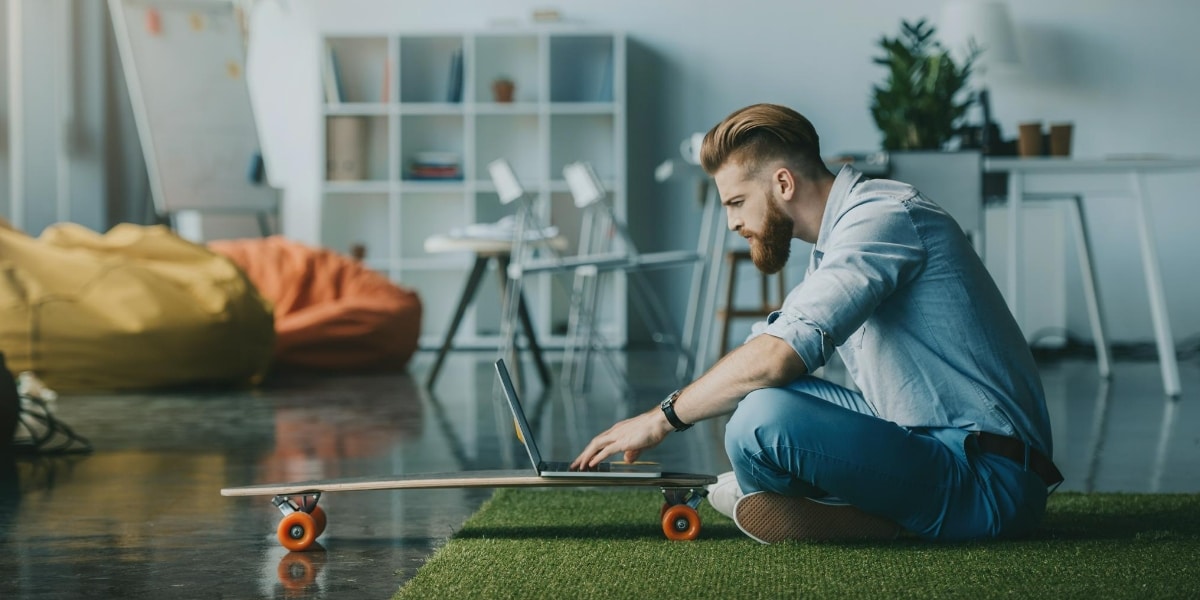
[[870, 19, 977, 151], [491, 76, 515, 103]]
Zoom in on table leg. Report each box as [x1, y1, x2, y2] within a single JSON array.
[[1066, 197, 1112, 379], [426, 256, 490, 388], [1130, 173, 1181, 396], [1006, 171, 1024, 323]]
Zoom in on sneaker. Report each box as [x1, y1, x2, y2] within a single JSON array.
[[734, 491, 901, 544], [705, 471, 743, 519]]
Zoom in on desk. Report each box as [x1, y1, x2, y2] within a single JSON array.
[[983, 157, 1200, 397]]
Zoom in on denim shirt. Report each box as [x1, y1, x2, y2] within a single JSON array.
[[750, 166, 1054, 457]]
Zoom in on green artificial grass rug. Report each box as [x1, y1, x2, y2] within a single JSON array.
[[395, 490, 1200, 598]]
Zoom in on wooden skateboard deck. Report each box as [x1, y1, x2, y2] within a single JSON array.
[[223, 469, 717, 550]]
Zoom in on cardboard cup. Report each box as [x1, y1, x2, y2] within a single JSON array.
[[1018, 122, 1044, 157], [1049, 123, 1073, 157]]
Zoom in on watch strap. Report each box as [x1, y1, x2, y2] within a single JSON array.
[[660, 390, 692, 432]]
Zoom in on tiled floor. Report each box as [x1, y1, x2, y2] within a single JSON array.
[[1, 351, 1197, 599]]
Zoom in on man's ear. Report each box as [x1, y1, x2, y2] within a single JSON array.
[[773, 167, 797, 202]]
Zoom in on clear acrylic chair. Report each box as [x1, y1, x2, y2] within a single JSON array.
[[501, 160, 705, 397]]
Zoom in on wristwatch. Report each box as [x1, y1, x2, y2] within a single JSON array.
[[659, 390, 693, 432]]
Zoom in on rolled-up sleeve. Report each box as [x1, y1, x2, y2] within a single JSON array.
[[754, 197, 926, 371]]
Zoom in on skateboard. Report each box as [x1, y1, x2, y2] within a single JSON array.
[[222, 469, 718, 551]]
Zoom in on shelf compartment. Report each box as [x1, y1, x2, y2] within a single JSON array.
[[474, 114, 542, 187], [399, 114, 466, 181], [473, 34, 540, 104], [325, 37, 390, 103], [325, 115, 391, 182], [549, 114, 616, 181], [400, 36, 465, 104], [549, 35, 614, 103], [320, 192, 390, 259]]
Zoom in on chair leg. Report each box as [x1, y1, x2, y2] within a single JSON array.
[[426, 256, 489, 388], [496, 255, 551, 386], [718, 251, 739, 356]]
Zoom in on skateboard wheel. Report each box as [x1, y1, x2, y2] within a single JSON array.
[[278, 511, 318, 552], [662, 504, 701, 541], [660, 502, 671, 519], [309, 505, 327, 538]]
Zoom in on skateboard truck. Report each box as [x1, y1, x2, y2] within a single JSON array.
[[272, 492, 321, 516], [662, 486, 706, 509], [660, 486, 708, 541]]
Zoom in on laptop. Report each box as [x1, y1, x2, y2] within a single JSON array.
[[494, 359, 663, 478]]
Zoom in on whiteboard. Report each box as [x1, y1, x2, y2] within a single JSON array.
[[109, 0, 278, 218]]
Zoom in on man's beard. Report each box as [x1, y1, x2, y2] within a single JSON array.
[[748, 197, 794, 274]]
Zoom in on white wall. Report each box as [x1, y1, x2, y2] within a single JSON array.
[[2, 0, 111, 234], [256, 0, 1200, 345]]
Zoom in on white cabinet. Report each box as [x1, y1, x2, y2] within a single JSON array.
[[318, 30, 626, 348]]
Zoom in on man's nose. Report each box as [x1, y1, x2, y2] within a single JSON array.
[[726, 210, 740, 232]]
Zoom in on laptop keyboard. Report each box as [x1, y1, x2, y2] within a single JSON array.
[[541, 461, 607, 473]]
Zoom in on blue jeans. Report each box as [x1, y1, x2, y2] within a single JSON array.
[[724, 376, 1048, 541]]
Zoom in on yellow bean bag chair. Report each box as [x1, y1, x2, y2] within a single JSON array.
[[0, 220, 274, 391]]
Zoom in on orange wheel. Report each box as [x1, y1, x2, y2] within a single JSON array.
[[276, 552, 317, 591], [309, 505, 327, 538], [277, 511, 318, 552], [662, 504, 701, 541], [660, 502, 671, 519]]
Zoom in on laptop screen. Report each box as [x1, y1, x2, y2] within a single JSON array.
[[494, 359, 544, 471]]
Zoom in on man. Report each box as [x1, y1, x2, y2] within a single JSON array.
[[571, 103, 1060, 543]]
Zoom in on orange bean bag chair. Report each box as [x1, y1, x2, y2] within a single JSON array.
[[208, 236, 421, 372]]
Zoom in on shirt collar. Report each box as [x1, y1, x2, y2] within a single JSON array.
[[815, 164, 864, 251]]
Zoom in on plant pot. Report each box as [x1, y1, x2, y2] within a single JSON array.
[[492, 80, 515, 103]]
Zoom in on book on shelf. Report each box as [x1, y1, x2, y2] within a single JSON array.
[[322, 43, 344, 103], [446, 48, 463, 103], [597, 51, 613, 102], [409, 151, 462, 180], [381, 57, 391, 103]]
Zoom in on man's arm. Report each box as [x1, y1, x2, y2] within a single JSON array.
[[570, 334, 806, 469]]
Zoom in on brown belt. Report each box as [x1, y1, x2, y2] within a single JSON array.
[[975, 432, 1064, 487]]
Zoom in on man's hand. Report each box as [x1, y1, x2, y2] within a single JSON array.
[[570, 408, 675, 470], [570, 336, 806, 470]]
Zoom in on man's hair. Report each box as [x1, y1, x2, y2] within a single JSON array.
[[699, 103, 831, 181]]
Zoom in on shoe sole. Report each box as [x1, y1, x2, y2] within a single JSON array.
[[734, 492, 901, 544]]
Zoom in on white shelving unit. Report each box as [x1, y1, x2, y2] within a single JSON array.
[[318, 29, 626, 349]]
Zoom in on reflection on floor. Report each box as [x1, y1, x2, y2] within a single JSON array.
[[1, 352, 1197, 599]]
